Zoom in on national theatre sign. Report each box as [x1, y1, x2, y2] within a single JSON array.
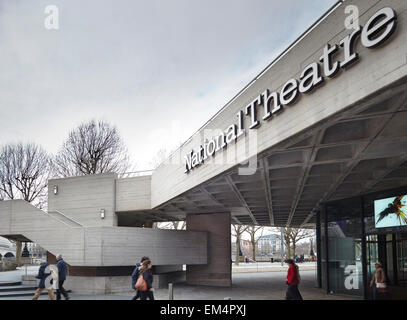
[[185, 7, 397, 173]]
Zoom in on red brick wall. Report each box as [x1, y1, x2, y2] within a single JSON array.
[[186, 212, 231, 287]]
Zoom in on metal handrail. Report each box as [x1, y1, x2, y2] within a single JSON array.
[[47, 209, 83, 227], [41, 211, 75, 229], [118, 170, 154, 178], [154, 0, 345, 170]]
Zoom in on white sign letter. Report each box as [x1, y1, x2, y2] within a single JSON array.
[[344, 265, 359, 290], [44, 5, 59, 30], [344, 5, 359, 31]]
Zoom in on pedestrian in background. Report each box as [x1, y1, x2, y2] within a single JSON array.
[[56, 254, 70, 300], [285, 259, 303, 300], [138, 259, 154, 300], [131, 256, 150, 300], [32, 262, 55, 300], [370, 262, 388, 300]]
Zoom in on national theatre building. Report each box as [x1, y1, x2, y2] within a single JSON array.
[[1, 0, 407, 299]]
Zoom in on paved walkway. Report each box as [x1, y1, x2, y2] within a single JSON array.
[[0, 266, 37, 284], [151, 270, 352, 300], [1, 268, 355, 300]]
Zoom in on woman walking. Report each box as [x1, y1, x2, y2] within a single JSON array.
[[32, 262, 56, 300], [370, 262, 388, 300], [138, 259, 155, 300], [285, 259, 303, 300]]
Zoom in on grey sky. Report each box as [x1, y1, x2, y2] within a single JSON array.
[[0, 0, 337, 170]]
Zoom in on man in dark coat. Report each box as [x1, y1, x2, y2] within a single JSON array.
[[32, 262, 55, 300], [131, 256, 149, 300], [56, 254, 70, 300]]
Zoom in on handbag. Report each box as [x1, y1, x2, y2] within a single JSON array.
[[376, 282, 386, 289], [135, 274, 147, 291]]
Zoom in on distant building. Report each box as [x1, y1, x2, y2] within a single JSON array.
[[0, 236, 13, 250], [0, 236, 15, 258], [258, 234, 281, 254]]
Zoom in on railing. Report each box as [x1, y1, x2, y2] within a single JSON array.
[[118, 170, 154, 179], [46, 210, 83, 228]]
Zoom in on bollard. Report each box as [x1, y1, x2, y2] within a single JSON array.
[[168, 282, 174, 300]]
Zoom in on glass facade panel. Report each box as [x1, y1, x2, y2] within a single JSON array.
[[326, 198, 363, 297], [318, 186, 407, 299], [320, 209, 327, 291], [397, 233, 407, 286]]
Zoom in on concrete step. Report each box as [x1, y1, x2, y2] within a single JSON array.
[[0, 283, 49, 299], [0, 285, 38, 292], [0, 290, 48, 298], [0, 281, 22, 287]]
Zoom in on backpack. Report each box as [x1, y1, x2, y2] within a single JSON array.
[[135, 273, 147, 291], [36, 263, 47, 280]]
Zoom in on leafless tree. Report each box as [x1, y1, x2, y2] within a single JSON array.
[[282, 227, 314, 259], [0, 143, 52, 265], [53, 120, 131, 177], [157, 221, 186, 230], [245, 226, 264, 261], [232, 224, 249, 265]]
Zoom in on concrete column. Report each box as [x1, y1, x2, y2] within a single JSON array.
[[186, 212, 231, 287]]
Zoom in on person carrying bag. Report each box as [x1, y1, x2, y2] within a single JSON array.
[[136, 259, 154, 300], [370, 262, 388, 300]]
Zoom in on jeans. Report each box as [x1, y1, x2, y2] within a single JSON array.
[[57, 280, 70, 300]]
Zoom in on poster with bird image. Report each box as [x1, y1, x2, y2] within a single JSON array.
[[375, 195, 407, 228]]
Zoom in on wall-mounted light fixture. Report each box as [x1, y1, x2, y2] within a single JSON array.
[[100, 209, 105, 219], [53, 185, 58, 195]]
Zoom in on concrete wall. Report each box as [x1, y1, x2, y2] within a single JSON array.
[[150, 0, 407, 208], [0, 200, 208, 267], [94, 227, 208, 266], [48, 173, 117, 227], [0, 200, 86, 265], [64, 272, 186, 294], [115, 176, 151, 211], [65, 275, 131, 295], [186, 213, 231, 287]]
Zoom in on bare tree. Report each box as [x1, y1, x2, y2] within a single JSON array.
[[157, 221, 186, 230], [245, 226, 264, 261], [232, 224, 249, 265], [0, 145, 15, 201], [0, 143, 52, 265], [54, 120, 131, 177], [282, 227, 314, 259]]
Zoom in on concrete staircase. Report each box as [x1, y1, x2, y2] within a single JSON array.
[[0, 281, 47, 299]]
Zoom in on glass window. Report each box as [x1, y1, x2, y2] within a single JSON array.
[[326, 198, 363, 297]]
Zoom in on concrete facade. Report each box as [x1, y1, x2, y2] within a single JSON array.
[[48, 173, 118, 227], [115, 175, 152, 212], [0, 199, 208, 267]]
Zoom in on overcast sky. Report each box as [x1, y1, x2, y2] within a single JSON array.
[[0, 0, 336, 170]]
